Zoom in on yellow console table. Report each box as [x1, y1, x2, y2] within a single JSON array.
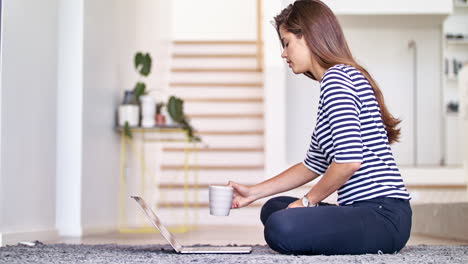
[[117, 126, 199, 233]]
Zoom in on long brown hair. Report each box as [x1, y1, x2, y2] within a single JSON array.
[[274, 0, 401, 144]]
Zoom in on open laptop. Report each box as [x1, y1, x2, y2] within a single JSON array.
[[131, 196, 252, 254]]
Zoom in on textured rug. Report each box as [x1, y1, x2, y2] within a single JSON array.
[[0, 242, 467, 264]]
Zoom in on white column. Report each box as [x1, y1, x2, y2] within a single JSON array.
[[56, 0, 84, 236]]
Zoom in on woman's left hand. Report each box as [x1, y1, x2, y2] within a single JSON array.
[[287, 199, 304, 209]]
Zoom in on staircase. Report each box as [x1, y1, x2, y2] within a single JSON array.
[[155, 40, 266, 226]]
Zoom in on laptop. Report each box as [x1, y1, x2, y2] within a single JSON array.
[[131, 196, 252, 254]]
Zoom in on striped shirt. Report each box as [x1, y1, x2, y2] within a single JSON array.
[[303, 64, 411, 205]]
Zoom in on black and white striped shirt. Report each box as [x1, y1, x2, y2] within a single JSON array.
[[303, 64, 411, 205]]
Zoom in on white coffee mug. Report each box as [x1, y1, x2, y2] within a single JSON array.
[[209, 185, 233, 216]]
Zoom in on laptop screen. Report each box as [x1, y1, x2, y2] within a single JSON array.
[[131, 196, 183, 252]]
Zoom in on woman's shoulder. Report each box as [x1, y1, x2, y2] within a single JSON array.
[[320, 64, 362, 103], [321, 64, 355, 84]]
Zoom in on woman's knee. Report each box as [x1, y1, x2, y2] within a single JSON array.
[[260, 196, 294, 225], [263, 211, 298, 254]]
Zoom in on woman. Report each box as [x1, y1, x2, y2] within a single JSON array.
[[228, 0, 412, 255]]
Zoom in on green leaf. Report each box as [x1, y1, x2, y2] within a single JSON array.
[[134, 52, 152, 76], [133, 82, 146, 101], [166, 96, 201, 142], [141, 54, 152, 76], [134, 52, 144, 70], [167, 96, 185, 122], [181, 119, 201, 142], [124, 121, 132, 138]]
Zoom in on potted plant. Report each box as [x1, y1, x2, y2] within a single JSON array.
[[155, 102, 165, 125], [167, 96, 201, 142], [133, 52, 156, 128], [133, 52, 152, 103], [118, 91, 139, 130], [121, 52, 154, 137]]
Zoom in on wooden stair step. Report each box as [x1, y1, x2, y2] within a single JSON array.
[[187, 113, 263, 119], [163, 147, 264, 152], [173, 53, 256, 58], [184, 98, 263, 103], [170, 82, 263, 88], [172, 68, 261, 73], [197, 130, 264, 135], [161, 165, 264, 170]]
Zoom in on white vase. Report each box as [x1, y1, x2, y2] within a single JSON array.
[[140, 95, 155, 128], [118, 104, 139, 127]]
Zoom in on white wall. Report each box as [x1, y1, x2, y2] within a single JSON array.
[[322, 0, 452, 15], [0, 0, 4, 237], [56, 0, 173, 236], [284, 14, 445, 166], [0, 0, 59, 245], [118, 0, 173, 97], [263, 0, 288, 176], [0, 0, 173, 241], [81, 0, 173, 234], [80, 0, 122, 235], [172, 0, 256, 40]]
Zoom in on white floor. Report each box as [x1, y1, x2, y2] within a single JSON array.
[[47, 225, 468, 246]]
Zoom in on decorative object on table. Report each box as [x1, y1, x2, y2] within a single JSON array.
[[132, 52, 153, 128], [122, 90, 138, 104], [118, 52, 153, 137], [118, 90, 139, 127], [118, 105, 139, 127], [118, 51, 152, 128], [167, 95, 201, 142], [140, 95, 156, 128], [155, 102, 166, 125]]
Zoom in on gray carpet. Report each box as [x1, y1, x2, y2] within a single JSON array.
[[0, 242, 467, 263]]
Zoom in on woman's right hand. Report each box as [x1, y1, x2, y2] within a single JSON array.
[[227, 181, 257, 209]]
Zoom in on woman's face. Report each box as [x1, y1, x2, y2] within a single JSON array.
[[279, 25, 313, 75]]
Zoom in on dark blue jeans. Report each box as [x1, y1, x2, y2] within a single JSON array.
[[261, 196, 412, 255]]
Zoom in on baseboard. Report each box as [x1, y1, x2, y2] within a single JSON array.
[[0, 228, 59, 247], [81, 225, 117, 236], [58, 224, 118, 237], [412, 202, 468, 242]]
